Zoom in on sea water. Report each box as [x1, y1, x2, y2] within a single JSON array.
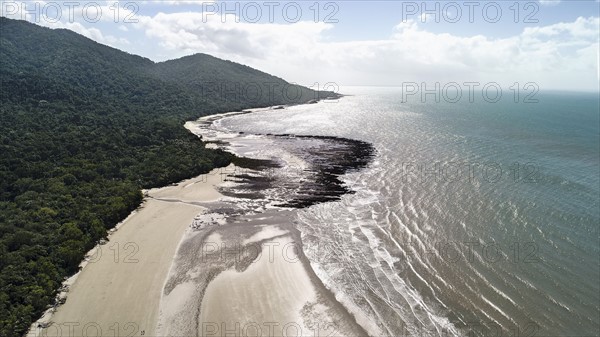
[[205, 87, 599, 336]]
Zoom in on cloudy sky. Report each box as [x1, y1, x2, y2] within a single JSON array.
[[1, 0, 599, 91]]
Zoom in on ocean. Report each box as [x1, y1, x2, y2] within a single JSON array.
[[187, 86, 599, 336]]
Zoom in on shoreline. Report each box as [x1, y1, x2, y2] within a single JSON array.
[[31, 98, 374, 337], [28, 164, 234, 337], [157, 104, 372, 336], [26, 104, 299, 336]]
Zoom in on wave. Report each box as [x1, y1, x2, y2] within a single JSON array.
[[185, 107, 464, 337]]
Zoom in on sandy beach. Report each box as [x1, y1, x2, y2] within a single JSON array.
[[29, 115, 370, 337], [198, 233, 326, 337], [155, 209, 368, 337], [30, 165, 231, 337], [30, 164, 367, 337]]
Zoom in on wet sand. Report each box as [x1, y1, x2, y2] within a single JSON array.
[[156, 212, 369, 337], [30, 109, 373, 337], [153, 114, 372, 337], [30, 166, 231, 337]]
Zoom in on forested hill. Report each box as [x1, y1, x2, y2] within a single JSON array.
[[150, 53, 325, 110], [0, 17, 334, 337]]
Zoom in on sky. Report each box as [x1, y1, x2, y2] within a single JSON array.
[[1, 0, 599, 91]]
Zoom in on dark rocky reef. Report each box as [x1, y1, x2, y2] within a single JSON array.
[[221, 134, 376, 209], [274, 135, 375, 208]]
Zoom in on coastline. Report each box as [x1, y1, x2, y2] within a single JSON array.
[[31, 99, 373, 337], [156, 105, 372, 336], [29, 165, 233, 337]]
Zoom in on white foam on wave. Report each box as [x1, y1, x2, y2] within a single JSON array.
[[194, 105, 467, 337], [480, 294, 516, 327], [298, 188, 462, 337]]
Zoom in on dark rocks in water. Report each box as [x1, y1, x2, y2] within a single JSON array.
[[325, 93, 344, 100], [219, 190, 266, 200], [273, 106, 285, 110], [205, 140, 227, 146], [288, 135, 375, 208], [307, 99, 319, 104], [231, 156, 280, 170], [218, 170, 275, 200], [280, 136, 375, 208], [230, 134, 375, 209]]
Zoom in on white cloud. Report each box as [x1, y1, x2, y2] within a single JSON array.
[[539, 0, 561, 6], [140, 0, 216, 6], [49, 21, 131, 46], [135, 11, 332, 61], [163, 1, 217, 5], [2, 1, 136, 48], [3, 3, 598, 91], [128, 11, 599, 90]]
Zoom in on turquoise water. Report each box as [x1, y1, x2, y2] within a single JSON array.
[[221, 87, 600, 336]]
